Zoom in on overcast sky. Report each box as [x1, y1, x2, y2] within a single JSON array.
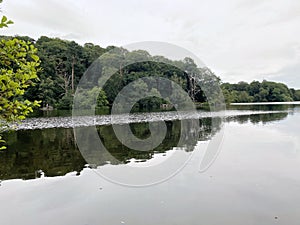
[[2, 0, 300, 88]]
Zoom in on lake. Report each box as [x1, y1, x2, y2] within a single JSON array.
[[0, 104, 300, 225]]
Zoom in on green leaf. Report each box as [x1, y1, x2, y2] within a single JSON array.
[[0, 135, 6, 150], [1, 16, 7, 23], [31, 54, 39, 62]]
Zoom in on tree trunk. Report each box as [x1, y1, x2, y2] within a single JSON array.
[[71, 56, 75, 93]]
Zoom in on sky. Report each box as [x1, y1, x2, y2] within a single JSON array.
[[1, 0, 300, 88]]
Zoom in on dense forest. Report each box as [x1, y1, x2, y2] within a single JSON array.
[[1, 35, 300, 111], [222, 81, 300, 103]]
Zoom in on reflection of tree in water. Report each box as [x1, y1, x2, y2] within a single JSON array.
[[227, 112, 288, 124], [0, 112, 288, 180], [0, 119, 218, 180], [0, 128, 86, 181], [228, 104, 291, 111]]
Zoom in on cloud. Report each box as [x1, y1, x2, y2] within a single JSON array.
[[2, 0, 87, 40], [265, 62, 300, 89], [1, 0, 300, 88]]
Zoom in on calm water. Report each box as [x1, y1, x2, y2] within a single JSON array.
[[0, 105, 300, 225]]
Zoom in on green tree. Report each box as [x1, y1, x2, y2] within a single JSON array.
[[249, 81, 261, 96], [0, 5, 40, 150], [82, 43, 106, 68], [292, 89, 300, 101], [74, 87, 108, 110], [222, 80, 295, 103], [236, 81, 249, 92]]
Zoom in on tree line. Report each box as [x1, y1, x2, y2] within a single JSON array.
[[221, 80, 300, 103], [1, 35, 300, 112], [1, 35, 224, 111]]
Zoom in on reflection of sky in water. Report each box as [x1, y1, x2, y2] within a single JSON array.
[[1, 107, 300, 225], [267, 112, 300, 155]]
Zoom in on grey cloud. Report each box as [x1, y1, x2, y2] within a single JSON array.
[[1, 0, 299, 88], [5, 0, 87, 35], [265, 62, 300, 89]]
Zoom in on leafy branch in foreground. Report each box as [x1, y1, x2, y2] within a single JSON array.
[[0, 15, 13, 28], [0, 0, 13, 29], [0, 2, 41, 150], [0, 38, 41, 118], [0, 38, 41, 149]]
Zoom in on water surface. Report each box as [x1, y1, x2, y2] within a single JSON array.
[[0, 105, 299, 225]]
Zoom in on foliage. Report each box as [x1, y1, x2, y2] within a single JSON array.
[[0, 4, 40, 150], [290, 88, 300, 101], [2, 34, 299, 115], [100, 50, 222, 110], [57, 94, 73, 110], [74, 87, 109, 110], [0, 38, 41, 120], [0, 8, 13, 28], [0, 34, 225, 112], [22, 36, 106, 108], [221, 80, 296, 103]]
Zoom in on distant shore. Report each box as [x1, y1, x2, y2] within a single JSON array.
[[230, 101, 300, 105]]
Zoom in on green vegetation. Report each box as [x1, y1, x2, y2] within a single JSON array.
[[0, 4, 40, 150], [28, 36, 106, 108], [19, 35, 300, 108], [1, 33, 299, 117], [221, 80, 300, 103], [0, 39, 41, 122], [0, 0, 13, 29], [0, 35, 223, 111], [0, 15, 13, 28]]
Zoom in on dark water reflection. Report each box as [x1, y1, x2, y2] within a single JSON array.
[[226, 112, 289, 124], [228, 103, 298, 111], [0, 118, 219, 181], [0, 110, 289, 181]]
